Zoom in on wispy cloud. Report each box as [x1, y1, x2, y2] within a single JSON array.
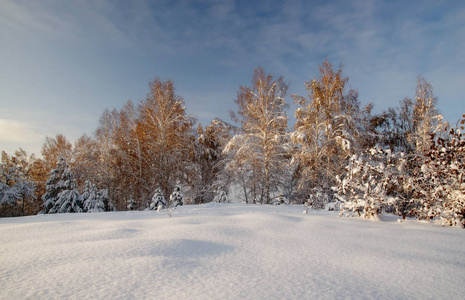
[[0, 0, 464, 156], [0, 119, 44, 144]]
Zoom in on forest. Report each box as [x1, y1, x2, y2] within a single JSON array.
[[1, 60, 464, 227]]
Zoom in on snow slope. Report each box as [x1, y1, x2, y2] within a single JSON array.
[[1, 203, 464, 299]]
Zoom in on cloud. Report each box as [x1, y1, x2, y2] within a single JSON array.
[[0, 119, 44, 144]]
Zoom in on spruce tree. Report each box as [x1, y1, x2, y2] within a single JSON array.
[[170, 182, 184, 207], [149, 186, 166, 210], [41, 157, 83, 214], [82, 180, 105, 212], [41, 157, 67, 214]]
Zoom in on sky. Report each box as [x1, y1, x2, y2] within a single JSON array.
[[1, 0, 464, 156]]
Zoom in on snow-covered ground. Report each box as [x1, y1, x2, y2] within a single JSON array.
[[1, 203, 464, 299]]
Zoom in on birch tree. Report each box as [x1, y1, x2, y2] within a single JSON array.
[[94, 109, 121, 209], [225, 67, 289, 204], [137, 78, 195, 198], [292, 60, 366, 194], [411, 76, 444, 154]]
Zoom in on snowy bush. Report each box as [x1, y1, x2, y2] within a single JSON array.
[[213, 189, 228, 203], [335, 147, 409, 220], [127, 196, 136, 211], [408, 122, 465, 227], [1, 166, 35, 208], [271, 194, 287, 205], [304, 188, 335, 210]]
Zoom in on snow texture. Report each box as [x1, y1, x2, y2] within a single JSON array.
[[1, 203, 464, 299]]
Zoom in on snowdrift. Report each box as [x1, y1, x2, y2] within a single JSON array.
[[1, 203, 464, 299]]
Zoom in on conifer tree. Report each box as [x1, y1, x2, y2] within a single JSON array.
[[0, 151, 36, 216], [148, 186, 166, 210], [192, 121, 229, 203], [170, 182, 184, 207], [41, 157, 68, 213], [82, 180, 105, 212], [41, 157, 83, 214]]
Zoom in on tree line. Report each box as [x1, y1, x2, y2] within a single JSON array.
[[1, 60, 463, 226]]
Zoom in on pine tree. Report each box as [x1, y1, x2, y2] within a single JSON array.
[[97, 189, 114, 212], [41, 157, 67, 214], [191, 121, 230, 203], [148, 186, 166, 210], [170, 182, 184, 208], [53, 187, 83, 213], [82, 180, 105, 213], [1, 150, 36, 216], [41, 157, 83, 214]]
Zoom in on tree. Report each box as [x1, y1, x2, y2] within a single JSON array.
[[137, 78, 195, 198], [113, 101, 148, 209], [28, 157, 49, 213], [148, 186, 166, 210], [53, 185, 83, 213], [335, 146, 410, 220], [82, 180, 105, 212], [225, 67, 290, 204], [191, 120, 229, 203], [72, 134, 99, 190], [41, 157, 83, 214], [0, 151, 36, 217], [0, 150, 39, 216], [94, 108, 121, 209], [292, 60, 368, 196], [97, 189, 114, 212], [408, 116, 465, 227], [41, 134, 73, 169], [411, 76, 444, 154], [170, 181, 184, 207]]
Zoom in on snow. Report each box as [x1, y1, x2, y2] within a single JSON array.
[[1, 203, 465, 299]]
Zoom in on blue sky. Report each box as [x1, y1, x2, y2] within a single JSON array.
[[1, 0, 464, 156]]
